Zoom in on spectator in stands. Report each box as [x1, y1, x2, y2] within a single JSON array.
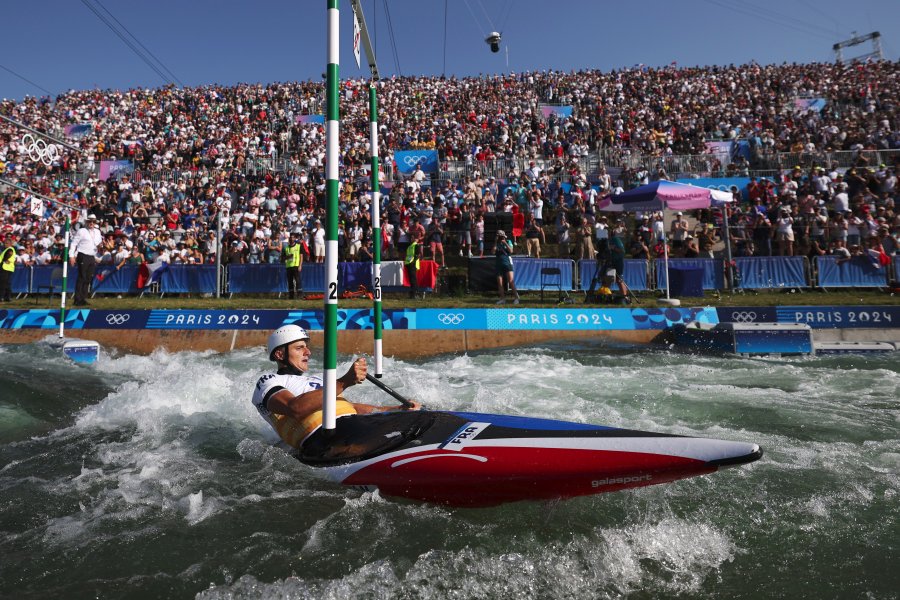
[[426, 219, 445, 268], [524, 215, 545, 258], [775, 209, 795, 257], [752, 214, 772, 257], [670, 212, 688, 250], [473, 213, 485, 258], [312, 220, 325, 263]]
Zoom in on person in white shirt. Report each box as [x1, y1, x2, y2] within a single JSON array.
[[832, 183, 850, 214], [69, 215, 102, 306]]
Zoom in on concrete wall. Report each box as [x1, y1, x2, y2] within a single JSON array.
[[0, 328, 660, 358]]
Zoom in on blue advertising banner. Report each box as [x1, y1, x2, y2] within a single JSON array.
[[417, 307, 718, 331], [0, 309, 90, 330], [99, 159, 134, 181], [3, 306, 896, 332], [774, 306, 900, 328], [717, 305, 900, 328], [84, 310, 150, 329], [539, 105, 573, 119], [394, 150, 439, 174], [715, 307, 778, 324], [145, 310, 285, 330]]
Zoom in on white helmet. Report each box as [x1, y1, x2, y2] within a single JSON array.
[[267, 324, 310, 361]]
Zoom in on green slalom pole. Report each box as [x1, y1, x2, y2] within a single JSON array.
[[322, 0, 340, 430], [369, 84, 383, 378]]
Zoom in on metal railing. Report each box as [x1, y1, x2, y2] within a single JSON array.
[[8, 148, 895, 191]]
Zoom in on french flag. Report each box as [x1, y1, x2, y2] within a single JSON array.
[[866, 248, 890, 270], [137, 258, 169, 288]]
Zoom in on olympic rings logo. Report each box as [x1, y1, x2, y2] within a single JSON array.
[[402, 155, 430, 168], [21, 133, 61, 166], [105, 313, 131, 325], [437, 313, 464, 325], [730, 311, 757, 323]]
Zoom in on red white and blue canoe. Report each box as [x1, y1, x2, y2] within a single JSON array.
[[299, 411, 762, 507]]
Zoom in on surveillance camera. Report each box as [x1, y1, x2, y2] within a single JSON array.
[[485, 32, 501, 53]]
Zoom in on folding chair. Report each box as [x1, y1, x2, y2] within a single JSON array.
[[34, 266, 63, 305], [540, 267, 568, 303]]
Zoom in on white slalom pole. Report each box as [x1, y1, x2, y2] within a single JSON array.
[[60, 216, 70, 339], [322, 0, 340, 431]]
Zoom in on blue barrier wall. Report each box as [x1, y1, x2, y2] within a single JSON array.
[[578, 260, 649, 292], [227, 264, 287, 294], [30, 265, 76, 294], [734, 256, 808, 289], [13, 256, 853, 295], [509, 258, 575, 291], [161, 265, 218, 294], [656, 258, 724, 291], [11, 268, 31, 294], [342, 262, 372, 291], [816, 256, 888, 288], [91, 265, 139, 294]]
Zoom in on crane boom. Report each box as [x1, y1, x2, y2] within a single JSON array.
[[349, 0, 379, 80]]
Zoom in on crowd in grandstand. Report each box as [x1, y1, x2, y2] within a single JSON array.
[[1, 60, 898, 281]]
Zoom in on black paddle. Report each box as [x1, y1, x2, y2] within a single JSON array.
[[365, 373, 415, 408]]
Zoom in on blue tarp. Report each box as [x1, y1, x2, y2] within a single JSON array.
[[228, 264, 286, 294], [656, 258, 724, 290], [578, 260, 649, 292], [816, 256, 888, 288], [160, 265, 218, 294], [734, 256, 808, 289], [509, 258, 575, 291]]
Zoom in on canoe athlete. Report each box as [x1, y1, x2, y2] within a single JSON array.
[[252, 325, 421, 449]]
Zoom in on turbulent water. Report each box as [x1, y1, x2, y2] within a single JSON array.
[[0, 337, 897, 600]]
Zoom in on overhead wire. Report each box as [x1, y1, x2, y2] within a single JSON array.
[[702, 0, 835, 41], [381, 0, 402, 75], [91, 0, 184, 86], [0, 63, 55, 96], [725, 0, 839, 38], [461, 0, 486, 38], [496, 0, 515, 35], [78, 0, 173, 86], [472, 0, 496, 33]]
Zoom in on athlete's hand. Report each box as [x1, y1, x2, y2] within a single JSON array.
[[401, 400, 422, 411], [340, 357, 367, 387]]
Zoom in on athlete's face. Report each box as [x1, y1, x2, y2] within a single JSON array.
[[282, 339, 311, 372]]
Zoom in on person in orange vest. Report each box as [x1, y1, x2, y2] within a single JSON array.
[[0, 235, 17, 302]]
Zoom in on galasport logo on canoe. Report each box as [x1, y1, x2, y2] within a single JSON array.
[[591, 474, 652, 488], [439, 422, 491, 451]]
